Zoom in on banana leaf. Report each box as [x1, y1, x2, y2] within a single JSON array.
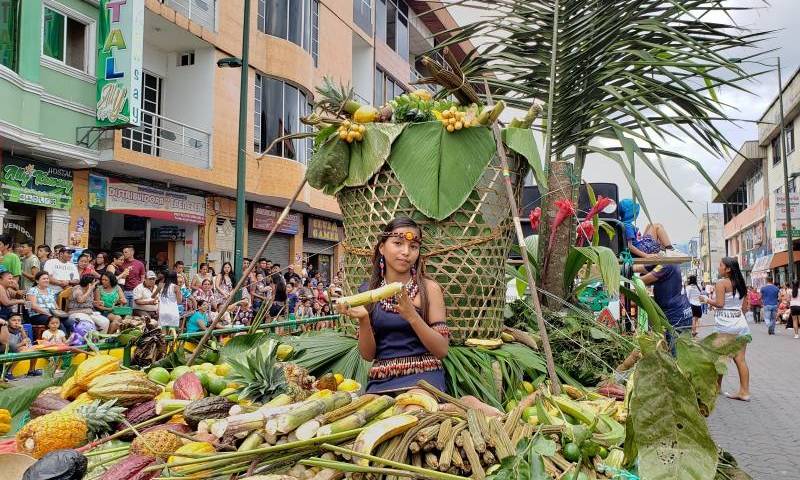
[[388, 122, 496, 220], [503, 127, 546, 189], [564, 246, 620, 297], [340, 123, 406, 189], [629, 347, 718, 479]]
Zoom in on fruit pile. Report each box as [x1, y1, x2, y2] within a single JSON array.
[[337, 120, 365, 143]]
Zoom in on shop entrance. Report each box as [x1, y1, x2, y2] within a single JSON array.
[[3, 203, 40, 246]]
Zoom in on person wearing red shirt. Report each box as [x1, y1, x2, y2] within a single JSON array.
[[120, 246, 145, 307]]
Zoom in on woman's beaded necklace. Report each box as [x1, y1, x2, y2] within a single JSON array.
[[379, 277, 419, 313]]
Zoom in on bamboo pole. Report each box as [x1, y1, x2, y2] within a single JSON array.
[[482, 79, 561, 395], [187, 178, 308, 365]]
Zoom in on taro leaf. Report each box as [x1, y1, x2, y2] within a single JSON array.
[[589, 327, 611, 341], [564, 246, 620, 296], [341, 123, 406, 189], [675, 337, 721, 416], [699, 332, 749, 357], [630, 348, 718, 479], [532, 436, 557, 456], [307, 137, 350, 193], [503, 127, 546, 189], [314, 124, 337, 148], [388, 122, 496, 220]]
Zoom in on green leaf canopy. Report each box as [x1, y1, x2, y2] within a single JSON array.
[[388, 122, 497, 220]]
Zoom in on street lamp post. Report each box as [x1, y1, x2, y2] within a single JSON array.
[[776, 57, 795, 285], [705, 202, 712, 280]]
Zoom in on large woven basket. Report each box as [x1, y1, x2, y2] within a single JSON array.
[[337, 154, 524, 344]]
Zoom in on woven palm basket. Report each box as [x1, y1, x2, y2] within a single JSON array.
[[337, 154, 524, 344]]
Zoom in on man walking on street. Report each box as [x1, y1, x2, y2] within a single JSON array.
[[121, 246, 145, 308], [760, 276, 780, 335]]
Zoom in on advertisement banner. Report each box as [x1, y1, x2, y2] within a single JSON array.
[[307, 217, 341, 242], [1, 155, 73, 209], [252, 205, 300, 235], [102, 177, 205, 224], [96, 0, 144, 127], [88, 174, 108, 209], [775, 192, 800, 238]]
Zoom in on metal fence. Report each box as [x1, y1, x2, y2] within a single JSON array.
[[122, 110, 212, 169]]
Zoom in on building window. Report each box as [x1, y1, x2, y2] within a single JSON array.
[[311, 0, 319, 67], [178, 51, 195, 66], [258, 0, 313, 55], [254, 74, 312, 164], [0, 0, 19, 71], [374, 67, 406, 105], [42, 6, 88, 72], [786, 122, 795, 154], [377, 0, 409, 60], [772, 136, 781, 165]]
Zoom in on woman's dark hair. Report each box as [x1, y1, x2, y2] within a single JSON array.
[[174, 261, 184, 268], [196, 299, 206, 308], [34, 271, 49, 282], [162, 271, 178, 297], [199, 262, 209, 271], [79, 275, 95, 288], [369, 217, 432, 322], [721, 257, 746, 299], [687, 275, 698, 287], [221, 261, 234, 278], [100, 271, 118, 287]]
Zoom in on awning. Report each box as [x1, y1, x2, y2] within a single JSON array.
[[768, 251, 800, 269], [752, 254, 773, 272]]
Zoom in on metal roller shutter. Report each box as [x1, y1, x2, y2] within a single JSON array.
[[303, 238, 337, 256], [247, 230, 291, 266]]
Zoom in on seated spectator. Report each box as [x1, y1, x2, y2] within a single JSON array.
[[43, 247, 78, 294], [27, 272, 72, 333], [133, 271, 159, 318], [296, 297, 313, 318], [315, 284, 329, 306], [77, 253, 100, 279], [94, 272, 126, 330], [0, 314, 41, 380], [187, 299, 210, 333], [191, 263, 213, 290], [0, 270, 26, 320], [42, 316, 66, 345], [93, 252, 109, 277], [68, 275, 112, 333], [194, 278, 221, 312], [220, 298, 253, 327]]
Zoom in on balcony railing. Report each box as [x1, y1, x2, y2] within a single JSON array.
[[410, 68, 437, 94], [122, 111, 211, 169], [161, 0, 216, 31]]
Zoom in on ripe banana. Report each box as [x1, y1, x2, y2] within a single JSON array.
[[394, 392, 439, 412], [352, 414, 418, 466]]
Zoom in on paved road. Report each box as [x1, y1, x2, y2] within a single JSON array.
[[706, 313, 800, 479]]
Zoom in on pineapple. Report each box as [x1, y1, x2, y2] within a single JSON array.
[[17, 399, 126, 458], [314, 76, 361, 116], [227, 340, 312, 404], [130, 428, 184, 459]]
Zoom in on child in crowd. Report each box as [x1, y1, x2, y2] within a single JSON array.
[[618, 199, 683, 258], [0, 315, 41, 380], [42, 316, 66, 345]]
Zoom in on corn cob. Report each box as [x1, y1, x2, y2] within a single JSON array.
[[424, 452, 439, 470], [415, 424, 440, 445], [467, 409, 487, 453], [336, 283, 403, 308], [435, 418, 453, 451], [488, 417, 514, 460], [460, 430, 485, 479]]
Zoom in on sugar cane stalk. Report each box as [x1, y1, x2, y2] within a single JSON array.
[[321, 444, 470, 480], [267, 392, 352, 435], [317, 395, 395, 437]]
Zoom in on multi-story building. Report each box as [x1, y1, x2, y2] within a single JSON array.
[[713, 141, 770, 285], [0, 0, 468, 280], [698, 212, 724, 282]]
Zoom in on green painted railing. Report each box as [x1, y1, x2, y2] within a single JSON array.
[[0, 315, 342, 366]]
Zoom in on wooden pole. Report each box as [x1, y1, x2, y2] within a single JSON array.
[[483, 80, 561, 394], [187, 179, 308, 365]]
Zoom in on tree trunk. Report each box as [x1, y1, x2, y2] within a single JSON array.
[[538, 160, 576, 307]]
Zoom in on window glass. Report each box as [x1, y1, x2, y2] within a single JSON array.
[[254, 74, 263, 152], [375, 0, 386, 41], [257, 0, 266, 34], [283, 85, 299, 160], [396, 0, 408, 60], [311, 0, 319, 66], [266, 0, 288, 39], [265, 77, 283, 156], [65, 17, 86, 71], [288, 0, 303, 45], [43, 7, 65, 62], [374, 68, 384, 105], [386, 0, 397, 51], [0, 0, 20, 71], [786, 122, 795, 154]]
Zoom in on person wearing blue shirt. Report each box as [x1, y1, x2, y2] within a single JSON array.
[[760, 276, 780, 335], [186, 300, 209, 333]]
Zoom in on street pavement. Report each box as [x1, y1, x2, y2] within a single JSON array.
[[706, 312, 800, 479]]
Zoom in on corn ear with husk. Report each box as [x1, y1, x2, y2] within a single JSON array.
[[336, 282, 404, 308]]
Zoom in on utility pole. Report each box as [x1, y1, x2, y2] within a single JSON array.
[[705, 202, 712, 281], [777, 56, 795, 284], [233, 0, 251, 298]]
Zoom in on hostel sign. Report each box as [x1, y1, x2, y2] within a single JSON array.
[[96, 0, 144, 127]]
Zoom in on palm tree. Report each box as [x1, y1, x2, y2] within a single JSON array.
[[441, 0, 767, 301]]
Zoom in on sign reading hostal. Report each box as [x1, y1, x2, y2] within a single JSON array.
[[96, 0, 144, 127], [93, 176, 205, 224], [252, 205, 300, 235], [307, 217, 341, 242], [1, 155, 73, 209]]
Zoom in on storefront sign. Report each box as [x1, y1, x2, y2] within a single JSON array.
[[252, 205, 300, 234], [1, 155, 73, 209], [307, 217, 341, 242], [775, 193, 800, 238], [96, 0, 144, 127], [92, 176, 205, 224]]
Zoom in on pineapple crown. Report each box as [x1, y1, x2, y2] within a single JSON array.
[[227, 340, 290, 403], [77, 399, 127, 439]]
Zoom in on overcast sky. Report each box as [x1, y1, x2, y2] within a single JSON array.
[[450, 0, 800, 243]]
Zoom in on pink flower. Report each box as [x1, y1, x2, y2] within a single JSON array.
[[528, 207, 542, 231], [576, 220, 595, 246], [583, 196, 612, 222]]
